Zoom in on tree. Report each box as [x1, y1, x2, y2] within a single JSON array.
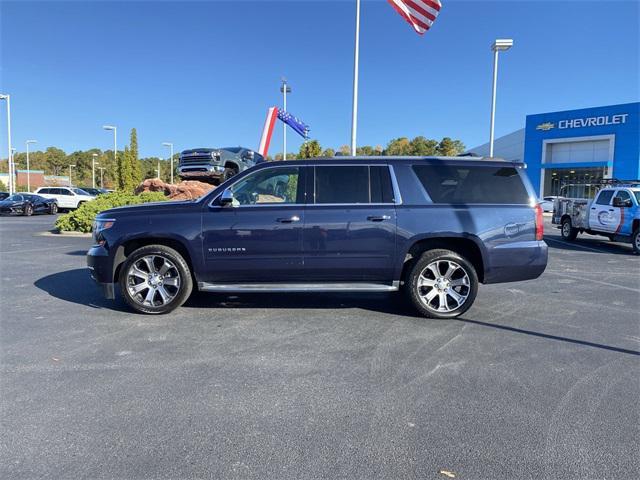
[[356, 145, 375, 156], [385, 137, 411, 156], [338, 145, 351, 156], [409, 136, 438, 156], [298, 140, 322, 159], [436, 137, 465, 157], [118, 146, 134, 191], [44, 147, 67, 176], [321, 148, 335, 157], [129, 128, 142, 185], [0, 179, 7, 191]]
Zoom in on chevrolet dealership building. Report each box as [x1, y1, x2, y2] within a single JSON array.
[[470, 102, 639, 198]]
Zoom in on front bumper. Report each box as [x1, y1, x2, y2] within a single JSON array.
[[0, 206, 25, 215], [87, 244, 116, 299], [178, 164, 225, 178]]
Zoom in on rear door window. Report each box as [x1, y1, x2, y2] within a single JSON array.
[[314, 165, 394, 204], [595, 190, 614, 205], [38, 188, 50, 194], [412, 165, 529, 204]]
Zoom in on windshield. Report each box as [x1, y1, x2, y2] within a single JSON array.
[[73, 188, 91, 195], [634, 190, 640, 204], [6, 195, 24, 201]]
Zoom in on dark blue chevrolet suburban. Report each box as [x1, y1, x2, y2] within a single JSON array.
[[87, 157, 548, 318]]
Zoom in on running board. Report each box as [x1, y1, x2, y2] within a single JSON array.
[[198, 281, 400, 293]]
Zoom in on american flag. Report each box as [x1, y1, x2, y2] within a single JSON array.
[[387, 0, 442, 35]]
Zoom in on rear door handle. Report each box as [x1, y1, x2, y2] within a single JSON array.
[[276, 215, 300, 223], [591, 207, 596, 210], [367, 215, 391, 222]]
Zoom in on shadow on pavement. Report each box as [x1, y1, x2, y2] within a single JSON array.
[[34, 268, 129, 312], [458, 318, 640, 356], [544, 235, 634, 256], [184, 290, 418, 317]]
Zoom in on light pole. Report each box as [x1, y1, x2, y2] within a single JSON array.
[[489, 39, 513, 157], [68, 164, 76, 186], [0, 94, 13, 194], [280, 78, 291, 160], [11, 147, 16, 190], [102, 125, 117, 181], [98, 167, 105, 188], [92, 153, 99, 188], [350, 0, 361, 156], [26, 140, 37, 192], [162, 142, 174, 183], [157, 158, 161, 180]]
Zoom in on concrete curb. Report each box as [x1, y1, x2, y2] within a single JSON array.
[[36, 230, 93, 238]]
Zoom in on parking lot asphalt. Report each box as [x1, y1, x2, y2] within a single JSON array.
[[1, 214, 639, 480]]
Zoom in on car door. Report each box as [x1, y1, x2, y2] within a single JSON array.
[[28, 195, 46, 213], [610, 189, 634, 235], [201, 165, 306, 283], [302, 164, 397, 282], [589, 189, 616, 233]]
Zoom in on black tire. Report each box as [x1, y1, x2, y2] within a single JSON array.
[[119, 245, 193, 314], [76, 201, 86, 209], [223, 167, 238, 182], [632, 229, 640, 255], [561, 217, 578, 241], [49, 203, 58, 215], [405, 249, 479, 319], [23, 204, 33, 216]]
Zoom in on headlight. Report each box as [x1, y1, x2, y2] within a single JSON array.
[[93, 218, 115, 245]]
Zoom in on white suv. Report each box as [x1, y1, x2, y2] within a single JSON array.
[[34, 187, 95, 210]]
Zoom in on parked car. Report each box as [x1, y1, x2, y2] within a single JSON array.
[[0, 193, 58, 216], [552, 181, 640, 254], [540, 195, 559, 212], [88, 157, 548, 317], [178, 147, 264, 184], [34, 187, 95, 210], [79, 187, 109, 196], [0, 192, 9, 200]]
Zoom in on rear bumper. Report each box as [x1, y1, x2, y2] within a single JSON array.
[[87, 245, 115, 299], [483, 240, 548, 284]]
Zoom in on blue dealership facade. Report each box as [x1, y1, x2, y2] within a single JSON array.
[[470, 102, 639, 197]]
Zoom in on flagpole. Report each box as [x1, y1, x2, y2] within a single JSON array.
[[350, 0, 361, 156]]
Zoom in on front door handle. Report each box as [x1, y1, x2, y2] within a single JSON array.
[[367, 215, 391, 222], [276, 215, 300, 223]]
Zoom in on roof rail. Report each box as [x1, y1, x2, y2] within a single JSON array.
[[599, 178, 640, 186]]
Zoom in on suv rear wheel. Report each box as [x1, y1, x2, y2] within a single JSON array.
[[406, 249, 478, 319], [119, 245, 193, 314]]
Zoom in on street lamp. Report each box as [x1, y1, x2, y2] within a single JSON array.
[[0, 94, 13, 194], [280, 78, 291, 160], [11, 148, 16, 189], [489, 39, 513, 157], [26, 140, 37, 192], [98, 167, 105, 188], [102, 125, 117, 178], [162, 142, 174, 184], [92, 153, 99, 188], [68, 164, 76, 187]]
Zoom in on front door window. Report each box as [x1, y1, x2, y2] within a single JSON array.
[[230, 167, 300, 206]]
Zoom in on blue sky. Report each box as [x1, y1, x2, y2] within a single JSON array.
[[1, 0, 638, 159]]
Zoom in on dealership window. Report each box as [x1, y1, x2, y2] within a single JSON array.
[[412, 165, 529, 204]]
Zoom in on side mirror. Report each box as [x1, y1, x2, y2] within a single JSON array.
[[613, 197, 631, 208], [218, 188, 234, 206], [244, 151, 254, 160]]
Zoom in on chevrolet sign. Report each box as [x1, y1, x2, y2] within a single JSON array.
[[536, 122, 555, 131], [558, 113, 629, 129]]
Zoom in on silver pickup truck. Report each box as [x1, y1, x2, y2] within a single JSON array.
[[552, 180, 640, 254], [178, 147, 264, 184]]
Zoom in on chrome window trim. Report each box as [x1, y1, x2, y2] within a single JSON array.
[[207, 162, 403, 208]]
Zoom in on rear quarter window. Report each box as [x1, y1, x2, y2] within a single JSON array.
[[412, 165, 530, 204]]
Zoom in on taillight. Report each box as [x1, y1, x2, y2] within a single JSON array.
[[535, 204, 544, 240]]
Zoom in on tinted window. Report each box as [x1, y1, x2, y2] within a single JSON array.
[[230, 167, 300, 205], [596, 190, 614, 205], [73, 188, 90, 195], [413, 165, 529, 204], [370, 166, 395, 203], [38, 188, 50, 194], [7, 195, 24, 201], [315, 166, 369, 204]]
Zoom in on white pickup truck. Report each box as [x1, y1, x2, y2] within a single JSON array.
[[552, 181, 640, 254]]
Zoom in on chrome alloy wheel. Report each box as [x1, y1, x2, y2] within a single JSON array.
[[416, 260, 471, 313], [562, 221, 571, 237], [126, 255, 181, 307]]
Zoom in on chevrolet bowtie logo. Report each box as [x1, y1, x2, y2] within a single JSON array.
[[536, 122, 555, 131]]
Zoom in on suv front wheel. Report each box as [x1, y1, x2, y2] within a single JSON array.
[[406, 249, 478, 319], [119, 245, 193, 314]]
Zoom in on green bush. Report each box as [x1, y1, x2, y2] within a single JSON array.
[[55, 191, 168, 233]]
